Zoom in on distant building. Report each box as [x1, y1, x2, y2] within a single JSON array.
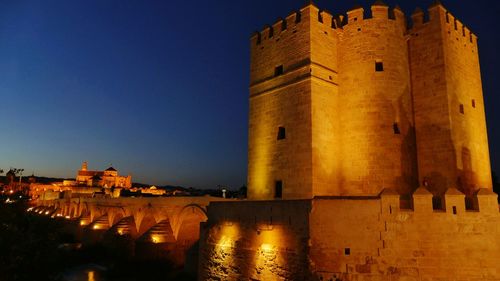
[[76, 161, 131, 188], [140, 186, 166, 196]]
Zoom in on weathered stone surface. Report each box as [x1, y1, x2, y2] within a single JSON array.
[[247, 1, 492, 201], [199, 193, 500, 280]]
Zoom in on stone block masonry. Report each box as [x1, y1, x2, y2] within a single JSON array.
[[248, 1, 491, 200], [198, 1, 497, 280], [199, 188, 500, 280]]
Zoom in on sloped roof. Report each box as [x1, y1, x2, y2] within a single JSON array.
[[413, 186, 432, 196], [445, 187, 464, 196]]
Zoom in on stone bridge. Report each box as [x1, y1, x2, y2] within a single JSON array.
[[31, 196, 231, 265]]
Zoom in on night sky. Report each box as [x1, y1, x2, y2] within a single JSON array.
[[0, 0, 498, 189]]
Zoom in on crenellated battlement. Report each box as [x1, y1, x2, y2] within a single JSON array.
[[206, 187, 499, 227], [249, 0, 490, 200], [251, 1, 478, 47], [380, 187, 499, 216], [345, 4, 404, 23], [409, 2, 477, 45], [251, 2, 409, 47], [251, 9, 303, 46], [202, 1, 496, 279], [250, 4, 348, 47]]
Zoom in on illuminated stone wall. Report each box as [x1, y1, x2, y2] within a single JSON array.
[[198, 200, 312, 280], [247, 2, 492, 200], [198, 189, 500, 280], [338, 4, 417, 196], [410, 5, 492, 196], [248, 6, 316, 199]]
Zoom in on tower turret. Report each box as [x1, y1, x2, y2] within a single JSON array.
[[81, 161, 88, 171], [247, 1, 492, 200], [409, 2, 492, 196], [338, 2, 417, 196]]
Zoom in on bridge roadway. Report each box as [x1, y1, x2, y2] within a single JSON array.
[[31, 196, 232, 265]]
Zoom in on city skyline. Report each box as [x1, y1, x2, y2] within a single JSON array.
[[0, 0, 499, 189]]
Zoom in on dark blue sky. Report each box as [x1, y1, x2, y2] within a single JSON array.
[[0, 0, 498, 189]]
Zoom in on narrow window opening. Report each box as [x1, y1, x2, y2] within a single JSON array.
[[452, 206, 457, 215], [274, 65, 284, 77], [462, 27, 465, 36], [354, 17, 358, 21], [344, 248, 351, 256], [329, 76, 332, 80], [389, 205, 392, 214], [459, 104, 464, 114], [454, 19, 457, 30], [281, 20, 287, 31], [357, 28, 361, 32], [256, 33, 261, 45], [446, 13, 449, 23], [274, 181, 283, 199], [277, 127, 286, 140], [393, 123, 401, 134], [295, 11, 301, 23], [268, 26, 274, 38], [472, 99, 476, 108], [318, 11, 323, 23], [375, 61, 384, 72]]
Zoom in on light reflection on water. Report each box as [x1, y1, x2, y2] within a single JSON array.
[[88, 271, 96, 281], [60, 264, 106, 281]]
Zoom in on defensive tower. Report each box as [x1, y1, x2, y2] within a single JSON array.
[[247, 1, 491, 200], [409, 3, 491, 196]]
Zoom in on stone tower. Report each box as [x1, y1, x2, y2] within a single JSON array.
[[409, 3, 492, 196], [247, 2, 491, 200], [81, 161, 88, 171]]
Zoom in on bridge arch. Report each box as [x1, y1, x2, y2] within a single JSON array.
[[173, 204, 208, 241]]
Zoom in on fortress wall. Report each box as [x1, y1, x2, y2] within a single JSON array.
[[198, 200, 312, 280], [247, 79, 313, 200], [410, 5, 492, 196], [248, 7, 314, 200], [309, 7, 342, 196], [248, 5, 328, 200], [440, 10, 492, 194], [198, 190, 500, 281], [250, 7, 311, 85], [338, 5, 417, 196], [309, 189, 500, 281], [409, 6, 454, 195]]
